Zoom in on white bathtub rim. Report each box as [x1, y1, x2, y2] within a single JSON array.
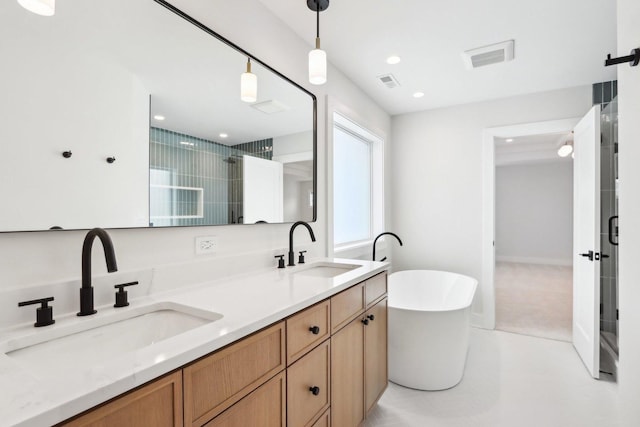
[[388, 269, 478, 312]]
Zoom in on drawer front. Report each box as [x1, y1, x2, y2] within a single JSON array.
[[60, 371, 183, 427], [287, 340, 331, 427], [311, 409, 330, 427], [331, 283, 365, 333], [365, 273, 387, 307], [287, 300, 330, 365], [203, 372, 286, 427], [184, 322, 286, 426]]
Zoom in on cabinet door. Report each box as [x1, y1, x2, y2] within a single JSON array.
[[364, 298, 388, 414], [204, 372, 286, 427], [331, 317, 364, 427], [61, 371, 183, 427]]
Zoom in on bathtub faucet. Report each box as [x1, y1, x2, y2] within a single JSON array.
[[372, 232, 403, 262]]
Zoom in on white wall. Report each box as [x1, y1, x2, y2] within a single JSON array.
[[617, 0, 640, 421], [495, 161, 573, 265], [0, 1, 390, 297], [390, 86, 591, 321]]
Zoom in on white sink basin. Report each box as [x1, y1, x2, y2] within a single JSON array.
[[3, 302, 222, 379], [294, 262, 361, 278]]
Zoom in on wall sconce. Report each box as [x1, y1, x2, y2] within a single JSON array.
[[307, 0, 329, 85], [240, 58, 257, 103], [17, 0, 55, 16]]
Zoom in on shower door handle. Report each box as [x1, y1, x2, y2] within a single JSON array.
[[579, 250, 594, 261], [608, 215, 619, 246]]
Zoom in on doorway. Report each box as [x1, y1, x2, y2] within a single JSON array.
[[493, 133, 574, 342]]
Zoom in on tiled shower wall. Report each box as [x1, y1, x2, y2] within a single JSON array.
[[593, 81, 618, 336], [149, 127, 273, 227]]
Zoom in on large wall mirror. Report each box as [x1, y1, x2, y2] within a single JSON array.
[[0, 0, 316, 232]]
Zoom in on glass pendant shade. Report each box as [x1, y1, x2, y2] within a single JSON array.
[[17, 0, 55, 16], [240, 59, 257, 103], [309, 46, 327, 85], [557, 143, 573, 157]]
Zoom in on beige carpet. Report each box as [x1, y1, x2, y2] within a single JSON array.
[[495, 262, 573, 342]]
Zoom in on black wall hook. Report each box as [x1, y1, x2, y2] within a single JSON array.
[[605, 48, 640, 67], [62, 151, 72, 158], [106, 157, 116, 164]]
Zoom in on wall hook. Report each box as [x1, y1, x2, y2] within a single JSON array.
[[605, 48, 640, 67], [62, 151, 72, 158], [106, 157, 116, 164]]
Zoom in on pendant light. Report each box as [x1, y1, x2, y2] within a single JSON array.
[[17, 0, 55, 16], [308, 0, 329, 85], [240, 58, 257, 103]]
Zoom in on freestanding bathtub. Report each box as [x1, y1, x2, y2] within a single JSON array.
[[388, 270, 478, 390]]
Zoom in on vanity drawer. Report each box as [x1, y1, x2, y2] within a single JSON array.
[[183, 322, 286, 426], [287, 300, 330, 365], [203, 371, 286, 427], [331, 282, 365, 333], [60, 371, 183, 427], [365, 273, 387, 307], [287, 340, 331, 427]]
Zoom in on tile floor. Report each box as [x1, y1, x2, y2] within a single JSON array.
[[365, 328, 618, 427], [495, 262, 573, 342]]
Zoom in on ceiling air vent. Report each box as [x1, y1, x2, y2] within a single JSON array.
[[377, 73, 400, 89], [462, 40, 514, 69], [250, 100, 290, 114]]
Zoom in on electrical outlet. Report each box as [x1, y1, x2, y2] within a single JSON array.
[[195, 236, 217, 255]]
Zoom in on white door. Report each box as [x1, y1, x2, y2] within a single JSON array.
[[573, 105, 601, 379], [243, 155, 283, 224]]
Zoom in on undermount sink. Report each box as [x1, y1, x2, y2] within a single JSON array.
[[294, 262, 361, 278], [3, 302, 222, 379]]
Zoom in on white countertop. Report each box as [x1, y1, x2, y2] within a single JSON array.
[[0, 258, 388, 427]]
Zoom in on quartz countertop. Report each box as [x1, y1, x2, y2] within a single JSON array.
[[0, 258, 388, 427]]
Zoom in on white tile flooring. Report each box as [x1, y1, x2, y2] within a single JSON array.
[[365, 328, 619, 427]]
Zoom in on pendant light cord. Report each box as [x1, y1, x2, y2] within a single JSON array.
[[316, 1, 320, 38]]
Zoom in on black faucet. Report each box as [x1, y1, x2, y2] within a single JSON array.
[[288, 221, 316, 266], [372, 232, 403, 262], [78, 228, 118, 316]]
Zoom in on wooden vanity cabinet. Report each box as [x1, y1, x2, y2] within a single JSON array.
[[58, 271, 386, 427], [331, 272, 388, 426], [59, 371, 183, 427]]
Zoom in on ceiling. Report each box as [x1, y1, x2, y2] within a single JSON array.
[[258, 0, 617, 115], [495, 132, 573, 166]]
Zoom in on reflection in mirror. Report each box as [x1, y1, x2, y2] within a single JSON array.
[[0, 0, 315, 232]]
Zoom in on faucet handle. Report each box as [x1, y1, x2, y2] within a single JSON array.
[[114, 281, 138, 308], [18, 297, 55, 327], [298, 250, 307, 264], [275, 255, 285, 269]]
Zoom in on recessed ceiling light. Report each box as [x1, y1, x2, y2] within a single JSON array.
[[506, 138, 514, 142], [219, 133, 228, 138], [386, 55, 401, 65], [153, 115, 165, 121], [413, 92, 425, 98]]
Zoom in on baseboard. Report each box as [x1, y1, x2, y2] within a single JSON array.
[[496, 255, 572, 267]]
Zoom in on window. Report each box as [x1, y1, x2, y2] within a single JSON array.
[[332, 113, 383, 249]]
